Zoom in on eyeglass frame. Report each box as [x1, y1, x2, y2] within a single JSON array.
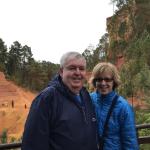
[[94, 77, 113, 82], [92, 77, 113, 87]]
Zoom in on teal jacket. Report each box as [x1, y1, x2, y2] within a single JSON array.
[[90, 91, 139, 150]]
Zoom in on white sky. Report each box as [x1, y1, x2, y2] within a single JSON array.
[[0, 0, 114, 64]]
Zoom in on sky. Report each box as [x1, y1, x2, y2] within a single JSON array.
[[0, 0, 114, 64]]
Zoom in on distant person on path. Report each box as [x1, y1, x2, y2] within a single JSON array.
[[11, 100, 14, 108], [22, 51, 99, 150], [24, 104, 27, 109], [90, 62, 139, 150]]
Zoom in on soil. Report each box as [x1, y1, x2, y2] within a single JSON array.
[[0, 72, 36, 141]]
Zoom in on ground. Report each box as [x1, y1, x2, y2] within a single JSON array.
[[0, 72, 36, 141]]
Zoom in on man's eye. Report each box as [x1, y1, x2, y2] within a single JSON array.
[[66, 66, 85, 71], [79, 67, 85, 71], [68, 67, 76, 70]]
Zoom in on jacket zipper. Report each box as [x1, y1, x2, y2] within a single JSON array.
[[81, 106, 88, 124]]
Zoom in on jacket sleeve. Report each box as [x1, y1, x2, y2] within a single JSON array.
[[22, 88, 53, 150], [120, 102, 139, 150]]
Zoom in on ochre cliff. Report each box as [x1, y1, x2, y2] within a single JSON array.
[[0, 72, 36, 141], [106, 0, 150, 68]]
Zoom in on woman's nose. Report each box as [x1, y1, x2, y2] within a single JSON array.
[[100, 80, 107, 85]]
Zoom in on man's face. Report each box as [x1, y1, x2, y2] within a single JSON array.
[[60, 57, 86, 94]]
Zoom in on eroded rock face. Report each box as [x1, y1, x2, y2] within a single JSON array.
[[106, 0, 150, 67], [0, 72, 36, 141], [107, 0, 150, 43]]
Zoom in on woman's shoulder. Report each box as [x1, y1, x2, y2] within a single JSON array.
[[117, 95, 128, 104], [90, 91, 99, 98], [90, 91, 98, 103], [117, 95, 133, 112], [90, 91, 97, 96]]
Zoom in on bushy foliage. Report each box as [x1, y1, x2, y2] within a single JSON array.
[[82, 33, 109, 71], [119, 31, 150, 97], [0, 129, 8, 144], [0, 39, 59, 92], [136, 109, 150, 149]]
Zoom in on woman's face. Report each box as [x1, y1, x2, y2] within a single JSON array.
[[95, 71, 114, 95]]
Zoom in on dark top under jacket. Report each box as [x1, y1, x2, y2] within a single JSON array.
[[22, 75, 99, 150]]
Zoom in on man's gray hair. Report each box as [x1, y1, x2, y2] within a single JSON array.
[[60, 51, 86, 68]]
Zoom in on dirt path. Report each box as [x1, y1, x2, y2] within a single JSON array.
[[0, 72, 36, 141]]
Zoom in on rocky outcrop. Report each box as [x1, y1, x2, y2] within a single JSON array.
[[106, 0, 150, 68]]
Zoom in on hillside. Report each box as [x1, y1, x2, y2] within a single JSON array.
[[106, 0, 150, 64], [0, 72, 36, 141]]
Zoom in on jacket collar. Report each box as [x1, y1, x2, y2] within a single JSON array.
[[96, 90, 116, 104]]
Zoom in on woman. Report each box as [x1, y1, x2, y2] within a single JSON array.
[[90, 62, 139, 150]]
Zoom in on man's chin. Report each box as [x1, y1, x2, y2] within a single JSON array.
[[71, 86, 82, 94], [72, 82, 83, 87]]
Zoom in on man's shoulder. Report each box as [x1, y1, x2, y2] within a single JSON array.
[[32, 86, 58, 104]]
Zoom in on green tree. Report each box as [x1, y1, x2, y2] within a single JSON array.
[[82, 33, 109, 71], [1, 129, 8, 144], [110, 0, 129, 10], [119, 30, 150, 98], [82, 46, 94, 71], [97, 33, 109, 61], [7, 41, 22, 77], [19, 45, 33, 85], [0, 38, 8, 71]]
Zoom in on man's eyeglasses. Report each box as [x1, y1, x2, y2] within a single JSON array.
[[93, 77, 113, 83]]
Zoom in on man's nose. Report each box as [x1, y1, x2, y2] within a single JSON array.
[[75, 68, 80, 73]]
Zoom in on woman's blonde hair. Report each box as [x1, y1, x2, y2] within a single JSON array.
[[91, 62, 121, 89]]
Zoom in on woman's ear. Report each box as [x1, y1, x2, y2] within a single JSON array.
[[89, 77, 96, 88], [92, 79, 96, 87]]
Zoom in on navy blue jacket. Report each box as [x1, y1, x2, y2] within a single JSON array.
[[22, 75, 98, 150]]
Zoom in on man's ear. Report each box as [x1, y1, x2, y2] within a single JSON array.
[[59, 68, 63, 76]]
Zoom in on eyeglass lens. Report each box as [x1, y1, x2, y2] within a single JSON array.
[[94, 77, 113, 82]]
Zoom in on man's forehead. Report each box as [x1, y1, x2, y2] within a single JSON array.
[[65, 57, 86, 66]]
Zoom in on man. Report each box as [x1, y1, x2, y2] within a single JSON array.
[[22, 51, 99, 150]]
